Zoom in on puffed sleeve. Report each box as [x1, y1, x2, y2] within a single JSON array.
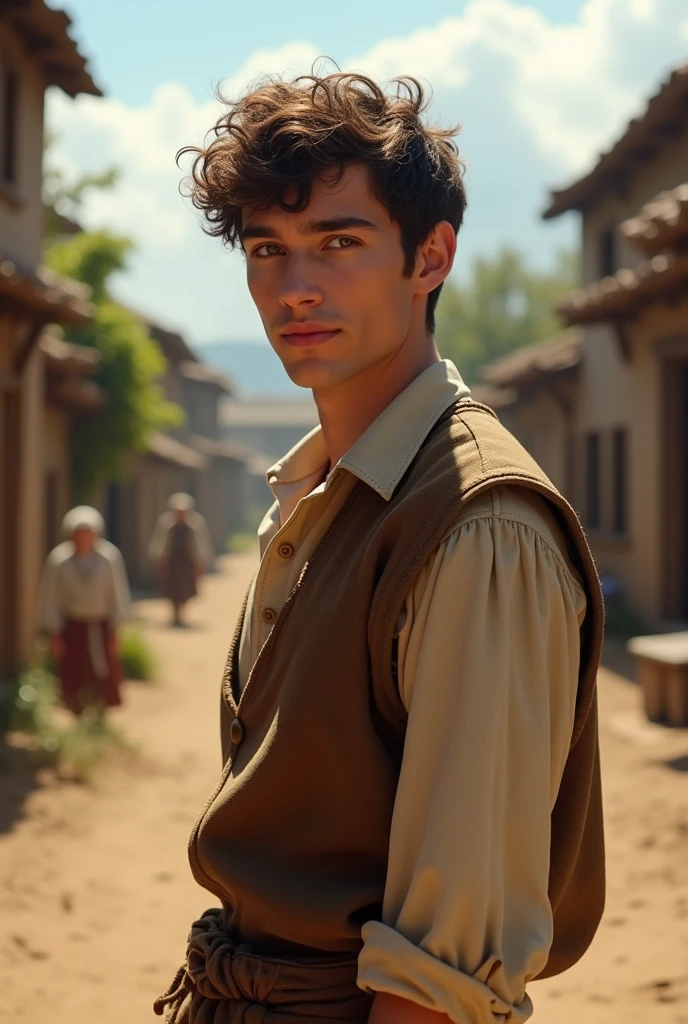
[[107, 545, 132, 627], [357, 509, 587, 1023]]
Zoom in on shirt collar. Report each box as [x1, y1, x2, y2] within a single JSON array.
[[266, 359, 470, 503]]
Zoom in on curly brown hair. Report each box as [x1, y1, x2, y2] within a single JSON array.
[[179, 70, 467, 330]]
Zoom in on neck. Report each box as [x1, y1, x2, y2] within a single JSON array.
[[313, 332, 440, 469]]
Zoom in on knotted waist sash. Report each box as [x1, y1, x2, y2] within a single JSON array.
[[154, 908, 372, 1024]]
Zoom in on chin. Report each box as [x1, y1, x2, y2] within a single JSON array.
[[282, 355, 353, 390]]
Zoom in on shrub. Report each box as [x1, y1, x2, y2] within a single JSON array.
[[604, 594, 649, 639], [56, 709, 132, 783], [119, 624, 157, 681], [226, 531, 257, 555], [4, 666, 134, 783], [10, 667, 59, 735]]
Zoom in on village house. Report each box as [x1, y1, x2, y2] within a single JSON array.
[[220, 394, 317, 524], [478, 64, 688, 627], [0, 0, 101, 679], [104, 313, 252, 586]]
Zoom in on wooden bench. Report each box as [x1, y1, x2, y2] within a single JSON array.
[[627, 632, 688, 727]]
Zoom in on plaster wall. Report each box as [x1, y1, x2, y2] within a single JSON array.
[[0, 21, 46, 267]]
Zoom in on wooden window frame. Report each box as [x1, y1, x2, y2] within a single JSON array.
[[611, 427, 628, 537], [585, 431, 601, 530]]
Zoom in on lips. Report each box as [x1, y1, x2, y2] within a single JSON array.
[[280, 324, 341, 348]]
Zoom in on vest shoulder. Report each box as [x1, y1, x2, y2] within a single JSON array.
[[409, 401, 559, 501]]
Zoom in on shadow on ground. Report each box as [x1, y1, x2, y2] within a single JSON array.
[[664, 753, 688, 773], [0, 744, 42, 835]]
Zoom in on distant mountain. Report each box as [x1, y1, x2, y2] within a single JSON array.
[[197, 340, 303, 397]]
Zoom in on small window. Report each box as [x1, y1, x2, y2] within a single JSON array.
[[599, 225, 616, 278], [585, 432, 601, 529], [612, 428, 627, 535], [2, 69, 18, 184]]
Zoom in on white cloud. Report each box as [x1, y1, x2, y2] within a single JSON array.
[[46, 0, 688, 343]]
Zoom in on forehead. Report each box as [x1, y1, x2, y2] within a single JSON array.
[[242, 163, 393, 230]]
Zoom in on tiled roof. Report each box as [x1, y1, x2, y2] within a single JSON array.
[[122, 306, 198, 365], [40, 329, 100, 375], [543, 64, 688, 219], [147, 432, 207, 471], [480, 329, 583, 387], [4, 0, 101, 97], [622, 182, 688, 255], [0, 256, 92, 324], [469, 384, 517, 410], [40, 331, 105, 409], [179, 360, 234, 394], [186, 433, 259, 465], [558, 252, 688, 323]]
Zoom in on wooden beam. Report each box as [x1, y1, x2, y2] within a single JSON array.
[[13, 318, 48, 375], [611, 318, 632, 362]]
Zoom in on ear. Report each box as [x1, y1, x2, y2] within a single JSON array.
[[414, 221, 457, 296]]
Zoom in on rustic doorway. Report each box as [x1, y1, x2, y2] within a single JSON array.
[[662, 351, 688, 622]]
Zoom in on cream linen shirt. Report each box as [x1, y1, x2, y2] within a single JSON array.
[[237, 360, 587, 1024], [38, 538, 132, 634]]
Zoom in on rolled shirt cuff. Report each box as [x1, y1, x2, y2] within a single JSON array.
[[357, 921, 534, 1024]]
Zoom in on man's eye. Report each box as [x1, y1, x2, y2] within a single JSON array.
[[326, 236, 359, 250], [253, 243, 283, 258]]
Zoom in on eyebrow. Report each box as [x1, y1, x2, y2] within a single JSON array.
[[240, 216, 380, 242]]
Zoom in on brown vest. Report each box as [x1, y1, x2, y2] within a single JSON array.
[[156, 402, 605, 1024]]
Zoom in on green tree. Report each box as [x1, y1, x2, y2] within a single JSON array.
[[43, 167, 182, 500], [435, 247, 576, 385]]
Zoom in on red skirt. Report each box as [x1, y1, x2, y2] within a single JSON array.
[[59, 619, 122, 715]]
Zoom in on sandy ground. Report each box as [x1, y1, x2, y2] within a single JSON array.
[[1, 551, 687, 1023]]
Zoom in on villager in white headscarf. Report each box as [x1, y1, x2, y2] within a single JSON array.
[[148, 493, 213, 626], [37, 505, 131, 715]]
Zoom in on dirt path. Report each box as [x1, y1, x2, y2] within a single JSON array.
[[0, 552, 256, 1023], [1, 554, 687, 1023]]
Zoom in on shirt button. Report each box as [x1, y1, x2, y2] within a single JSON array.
[[278, 542, 294, 559], [230, 717, 244, 744], [262, 607, 277, 624]]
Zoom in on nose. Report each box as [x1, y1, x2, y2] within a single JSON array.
[[278, 254, 324, 311]]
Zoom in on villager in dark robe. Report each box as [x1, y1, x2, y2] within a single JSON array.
[[148, 493, 213, 626], [37, 506, 132, 715]]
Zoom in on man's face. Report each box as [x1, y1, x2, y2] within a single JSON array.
[[242, 164, 424, 390]]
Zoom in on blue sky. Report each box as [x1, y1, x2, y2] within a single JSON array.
[[48, 0, 688, 346], [57, 0, 583, 105]]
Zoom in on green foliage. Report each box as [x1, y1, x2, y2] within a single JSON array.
[[44, 228, 132, 303], [56, 710, 132, 783], [62, 295, 183, 498], [604, 594, 649, 639], [4, 665, 133, 782], [119, 624, 157, 681], [226, 531, 258, 555], [435, 247, 577, 385], [42, 158, 184, 500], [9, 667, 58, 737], [43, 151, 120, 242]]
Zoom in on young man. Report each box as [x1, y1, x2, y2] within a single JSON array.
[[156, 73, 605, 1024], [148, 493, 213, 627], [38, 506, 131, 716]]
